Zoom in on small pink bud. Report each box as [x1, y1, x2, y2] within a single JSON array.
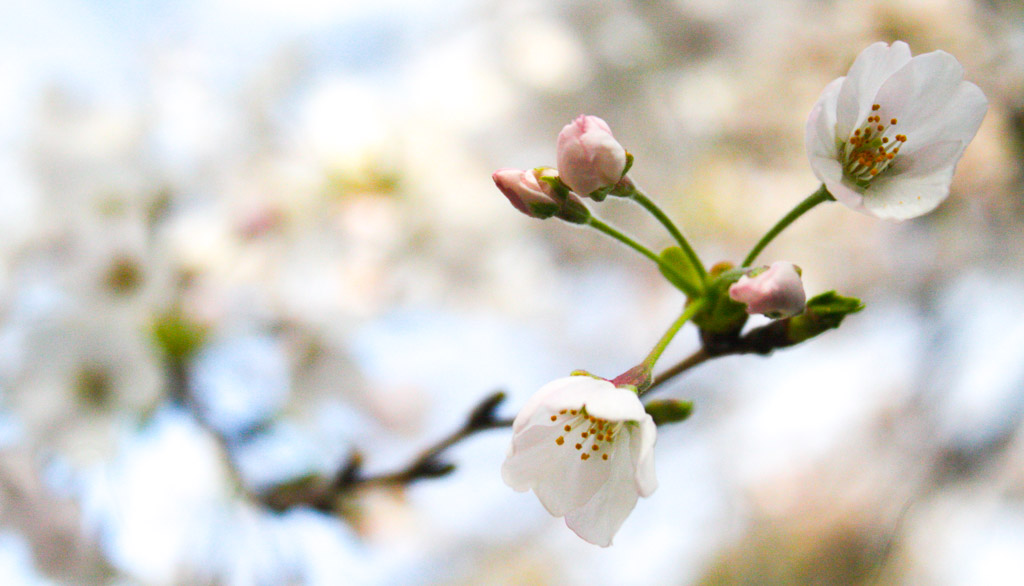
[[556, 115, 628, 198], [728, 261, 806, 319], [492, 168, 562, 219]]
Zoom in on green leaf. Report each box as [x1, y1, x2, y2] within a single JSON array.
[[644, 399, 694, 426], [787, 291, 864, 344], [658, 246, 704, 296]]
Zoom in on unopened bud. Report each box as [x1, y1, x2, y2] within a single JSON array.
[[492, 167, 590, 223], [493, 167, 562, 219], [728, 261, 806, 319], [556, 115, 628, 200]]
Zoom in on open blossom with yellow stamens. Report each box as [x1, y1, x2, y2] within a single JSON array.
[[806, 41, 987, 221], [501, 376, 657, 547]]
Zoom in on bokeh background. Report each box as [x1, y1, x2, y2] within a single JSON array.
[[2, 0, 1023, 584]]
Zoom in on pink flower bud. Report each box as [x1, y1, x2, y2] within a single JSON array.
[[556, 115, 628, 198], [728, 261, 806, 319], [492, 168, 563, 219]]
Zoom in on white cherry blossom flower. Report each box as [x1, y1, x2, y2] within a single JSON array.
[[806, 41, 987, 221], [501, 376, 657, 547]]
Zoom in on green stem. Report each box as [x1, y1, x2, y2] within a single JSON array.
[[641, 299, 706, 372], [627, 189, 707, 284], [586, 217, 701, 298], [741, 184, 834, 267], [586, 217, 662, 265]]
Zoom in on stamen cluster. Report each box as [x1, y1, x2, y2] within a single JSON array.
[[842, 104, 907, 185], [550, 408, 622, 462]]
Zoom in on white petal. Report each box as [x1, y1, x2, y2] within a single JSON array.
[[886, 80, 986, 158], [520, 376, 647, 424], [501, 423, 566, 492], [502, 422, 614, 516], [827, 179, 867, 215], [631, 416, 658, 497], [805, 76, 843, 167], [511, 376, 587, 433], [532, 444, 614, 516], [835, 41, 912, 139], [872, 51, 981, 149], [578, 384, 647, 423], [862, 157, 959, 221], [893, 140, 966, 178], [541, 377, 615, 412], [806, 76, 857, 207], [563, 437, 640, 547]]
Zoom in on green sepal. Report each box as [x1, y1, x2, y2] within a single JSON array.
[[621, 152, 634, 177], [537, 171, 591, 223], [644, 399, 693, 426], [537, 170, 572, 202], [786, 291, 864, 344], [556, 199, 591, 224], [658, 246, 705, 297], [587, 185, 612, 202], [526, 201, 559, 219], [691, 265, 748, 334]]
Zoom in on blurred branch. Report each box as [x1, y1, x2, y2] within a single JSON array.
[[152, 306, 517, 516], [335, 391, 513, 490], [260, 391, 513, 513], [0, 449, 114, 582]]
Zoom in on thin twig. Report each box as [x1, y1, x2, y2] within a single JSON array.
[[258, 391, 513, 512], [350, 406, 513, 489], [646, 347, 713, 395], [644, 317, 797, 396]]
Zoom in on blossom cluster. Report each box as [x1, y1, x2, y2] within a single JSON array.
[[492, 41, 986, 546]]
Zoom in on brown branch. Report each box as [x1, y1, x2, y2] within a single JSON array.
[[644, 318, 794, 396], [342, 393, 513, 490], [646, 346, 713, 394], [258, 391, 513, 513]]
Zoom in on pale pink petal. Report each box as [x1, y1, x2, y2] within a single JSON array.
[[512, 376, 593, 432], [577, 383, 648, 422], [884, 79, 987, 158], [861, 154, 959, 221], [556, 115, 627, 197], [872, 51, 963, 127], [892, 140, 965, 178], [563, 436, 640, 547], [631, 416, 658, 497], [835, 41, 912, 139], [805, 77, 844, 164], [502, 423, 613, 515], [501, 423, 566, 491]]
